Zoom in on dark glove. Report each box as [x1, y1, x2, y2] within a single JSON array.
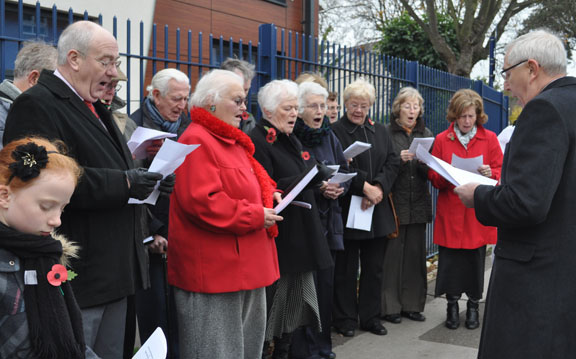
[[158, 173, 176, 195], [307, 162, 334, 190], [125, 168, 163, 200]]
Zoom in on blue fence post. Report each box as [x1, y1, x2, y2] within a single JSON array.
[[407, 60, 419, 89], [258, 23, 277, 91]]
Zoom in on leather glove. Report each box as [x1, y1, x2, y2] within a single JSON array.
[[125, 168, 163, 200], [158, 173, 176, 195]]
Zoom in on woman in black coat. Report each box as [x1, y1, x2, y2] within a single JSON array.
[[381, 87, 433, 324], [251, 79, 332, 359], [331, 78, 401, 337]]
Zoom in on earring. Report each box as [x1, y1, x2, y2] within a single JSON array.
[[210, 105, 216, 112]]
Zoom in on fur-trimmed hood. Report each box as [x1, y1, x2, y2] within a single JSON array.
[[53, 232, 80, 267]]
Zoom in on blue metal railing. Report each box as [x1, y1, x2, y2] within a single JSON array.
[[0, 0, 509, 258]]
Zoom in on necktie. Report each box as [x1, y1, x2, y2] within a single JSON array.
[[84, 100, 99, 119]]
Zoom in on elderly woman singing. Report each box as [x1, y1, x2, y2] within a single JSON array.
[[167, 69, 282, 359], [251, 79, 333, 359]]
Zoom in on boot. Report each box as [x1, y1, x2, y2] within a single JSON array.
[[445, 294, 461, 330], [272, 333, 292, 359], [465, 298, 480, 329]]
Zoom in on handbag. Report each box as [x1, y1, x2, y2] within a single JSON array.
[[387, 193, 400, 239]]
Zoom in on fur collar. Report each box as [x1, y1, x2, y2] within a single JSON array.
[[53, 232, 79, 267]]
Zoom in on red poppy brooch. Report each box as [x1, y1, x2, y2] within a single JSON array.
[[447, 132, 455, 141], [241, 111, 250, 121], [265, 126, 277, 144], [47, 264, 68, 286], [301, 151, 311, 160], [368, 118, 375, 126]]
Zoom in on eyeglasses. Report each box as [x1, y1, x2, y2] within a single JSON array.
[[78, 50, 122, 70], [106, 83, 122, 92], [232, 97, 247, 106], [401, 104, 420, 111], [500, 59, 528, 79], [327, 105, 341, 111], [305, 103, 326, 111], [348, 103, 370, 111]]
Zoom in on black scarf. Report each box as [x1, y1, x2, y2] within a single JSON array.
[[293, 117, 332, 148], [0, 222, 85, 359]]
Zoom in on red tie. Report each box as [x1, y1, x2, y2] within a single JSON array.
[[84, 100, 99, 119]]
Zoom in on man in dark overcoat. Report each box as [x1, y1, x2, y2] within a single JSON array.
[[455, 30, 576, 358], [3, 20, 168, 358]]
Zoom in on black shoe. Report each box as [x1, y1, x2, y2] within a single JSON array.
[[401, 311, 426, 322], [465, 299, 480, 329], [321, 352, 336, 359], [334, 326, 355, 337], [382, 313, 402, 324], [361, 321, 388, 335], [445, 295, 460, 330]]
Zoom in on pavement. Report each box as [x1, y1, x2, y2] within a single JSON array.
[[330, 257, 493, 359]]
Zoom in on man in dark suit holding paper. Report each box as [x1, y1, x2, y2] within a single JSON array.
[[455, 30, 576, 359]]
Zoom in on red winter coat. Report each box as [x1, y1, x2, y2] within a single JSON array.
[[428, 123, 502, 249], [167, 108, 280, 293]]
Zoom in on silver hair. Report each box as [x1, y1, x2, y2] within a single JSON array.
[[505, 29, 567, 77], [57, 21, 99, 66], [146, 68, 190, 100], [189, 69, 243, 108], [14, 41, 57, 79], [257, 80, 298, 120], [391, 87, 424, 120], [220, 58, 255, 82], [343, 77, 376, 105], [298, 81, 328, 115]]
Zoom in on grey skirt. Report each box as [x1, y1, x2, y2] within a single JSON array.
[[265, 271, 321, 340]]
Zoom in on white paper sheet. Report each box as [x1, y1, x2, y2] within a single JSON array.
[[343, 141, 372, 160], [132, 327, 167, 359], [498, 125, 515, 154], [451, 154, 483, 174], [129, 139, 200, 205], [274, 166, 319, 214], [290, 201, 312, 209], [416, 144, 497, 186], [327, 165, 340, 173], [328, 172, 357, 184], [408, 137, 434, 154], [345, 195, 374, 231], [127, 127, 178, 160]]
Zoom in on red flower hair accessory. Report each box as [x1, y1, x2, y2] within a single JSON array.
[[265, 126, 277, 144], [301, 151, 311, 160], [47, 264, 68, 286]]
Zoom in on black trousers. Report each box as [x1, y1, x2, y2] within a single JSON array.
[[333, 238, 388, 329]]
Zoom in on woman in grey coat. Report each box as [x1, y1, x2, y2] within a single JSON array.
[[381, 87, 433, 324]]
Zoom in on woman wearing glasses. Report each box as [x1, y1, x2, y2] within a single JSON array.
[[331, 78, 401, 337], [289, 81, 348, 359], [251, 79, 333, 359], [428, 89, 502, 330], [168, 69, 282, 359], [381, 87, 433, 325]]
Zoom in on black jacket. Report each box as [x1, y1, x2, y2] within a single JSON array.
[[331, 114, 400, 240], [475, 76, 576, 358], [386, 118, 433, 225], [251, 120, 332, 274], [4, 70, 148, 308]]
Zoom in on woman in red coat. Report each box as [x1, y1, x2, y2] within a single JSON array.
[[167, 69, 282, 359], [428, 89, 502, 331]]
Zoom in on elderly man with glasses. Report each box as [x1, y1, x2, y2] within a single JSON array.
[[4, 20, 173, 359], [455, 30, 576, 359]]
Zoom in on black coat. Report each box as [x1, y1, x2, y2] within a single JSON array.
[[331, 114, 401, 240], [251, 120, 332, 275], [386, 118, 433, 225], [3, 70, 148, 308], [474, 77, 576, 359]]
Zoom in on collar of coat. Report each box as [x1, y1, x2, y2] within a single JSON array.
[[389, 115, 426, 134], [339, 113, 376, 134], [190, 106, 255, 154]]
